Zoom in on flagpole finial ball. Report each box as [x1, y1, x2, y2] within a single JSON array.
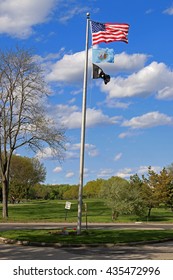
[[86, 12, 90, 18]]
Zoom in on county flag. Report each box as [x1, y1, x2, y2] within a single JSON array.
[[91, 20, 129, 45], [92, 64, 110, 84], [92, 48, 114, 63]]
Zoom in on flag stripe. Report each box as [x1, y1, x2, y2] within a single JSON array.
[[92, 34, 128, 44], [93, 32, 128, 39], [91, 21, 129, 45]]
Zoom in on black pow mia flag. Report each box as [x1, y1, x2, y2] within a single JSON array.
[[92, 63, 110, 84]]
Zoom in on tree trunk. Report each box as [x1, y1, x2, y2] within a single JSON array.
[[2, 178, 9, 218], [112, 210, 118, 220], [147, 207, 152, 218]]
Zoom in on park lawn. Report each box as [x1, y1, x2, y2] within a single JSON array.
[[0, 199, 173, 223], [1, 229, 173, 244]]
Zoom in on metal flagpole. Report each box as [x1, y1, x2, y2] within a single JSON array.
[[77, 12, 90, 235]]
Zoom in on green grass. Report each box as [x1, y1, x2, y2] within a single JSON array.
[[0, 199, 173, 223], [1, 200, 173, 245], [1, 229, 173, 244]]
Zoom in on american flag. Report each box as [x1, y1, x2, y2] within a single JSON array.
[[90, 20, 129, 45]]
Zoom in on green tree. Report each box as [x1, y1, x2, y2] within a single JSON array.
[[63, 185, 79, 200], [100, 176, 145, 220], [141, 167, 170, 217], [130, 173, 154, 218], [30, 184, 51, 200], [0, 184, 2, 202], [9, 155, 46, 203], [0, 47, 66, 218], [83, 179, 105, 198], [48, 186, 61, 200], [163, 164, 173, 210]]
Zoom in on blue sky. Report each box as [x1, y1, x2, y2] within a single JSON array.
[[1, 0, 173, 185]]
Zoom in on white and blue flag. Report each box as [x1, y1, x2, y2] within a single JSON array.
[[92, 48, 114, 63]]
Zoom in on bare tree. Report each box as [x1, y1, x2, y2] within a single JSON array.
[[0, 47, 66, 218]]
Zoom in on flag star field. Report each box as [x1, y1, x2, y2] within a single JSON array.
[[1, 0, 173, 185]]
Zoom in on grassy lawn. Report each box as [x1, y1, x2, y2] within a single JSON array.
[[0, 199, 173, 223], [1, 229, 173, 244], [1, 200, 173, 245]]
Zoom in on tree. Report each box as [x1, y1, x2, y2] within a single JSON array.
[[30, 184, 51, 200], [141, 167, 172, 217], [100, 176, 145, 220], [9, 155, 46, 203], [165, 163, 173, 211], [0, 47, 66, 218], [0, 184, 2, 202], [63, 185, 79, 200], [130, 173, 154, 218], [83, 179, 105, 198]]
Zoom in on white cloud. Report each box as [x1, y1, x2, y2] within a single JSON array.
[[65, 142, 99, 159], [68, 98, 76, 104], [55, 104, 120, 129], [0, 0, 57, 38], [122, 111, 173, 129], [96, 165, 163, 181], [97, 168, 114, 178], [137, 165, 161, 175], [84, 168, 89, 178], [46, 50, 88, 83], [136, 166, 150, 175], [116, 168, 133, 178], [65, 151, 79, 160], [118, 131, 141, 139], [157, 87, 173, 100], [111, 52, 148, 72], [53, 166, 62, 173], [116, 165, 162, 179], [105, 100, 131, 109], [85, 144, 99, 157], [71, 88, 82, 95], [64, 143, 80, 160], [93, 52, 148, 75], [114, 153, 122, 161], [45, 50, 173, 101], [101, 61, 173, 99], [163, 7, 173, 15], [145, 9, 153, 14], [58, 6, 89, 23], [118, 132, 130, 139], [36, 147, 58, 160], [66, 172, 75, 178], [86, 108, 120, 128], [97, 165, 163, 180], [98, 98, 131, 109], [34, 49, 65, 64], [87, 149, 99, 157], [46, 50, 148, 84]]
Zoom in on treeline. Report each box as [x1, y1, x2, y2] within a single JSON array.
[[1, 154, 173, 220], [28, 164, 173, 220], [29, 178, 105, 201], [29, 184, 79, 201]]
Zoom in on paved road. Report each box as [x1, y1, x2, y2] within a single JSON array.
[[1, 241, 173, 260], [1, 222, 173, 231]]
